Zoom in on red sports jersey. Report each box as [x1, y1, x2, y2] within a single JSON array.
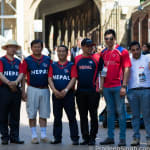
[[48, 61, 77, 91], [74, 54, 103, 92], [101, 44, 131, 88]]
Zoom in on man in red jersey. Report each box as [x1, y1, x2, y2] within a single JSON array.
[[99, 29, 131, 146]]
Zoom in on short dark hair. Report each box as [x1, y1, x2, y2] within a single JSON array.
[[129, 41, 140, 50], [31, 39, 43, 48], [81, 38, 93, 46], [143, 43, 150, 50], [58, 45, 68, 53], [104, 29, 116, 38]]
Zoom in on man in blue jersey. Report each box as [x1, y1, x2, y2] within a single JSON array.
[[48, 45, 79, 145], [74, 38, 104, 145], [0, 40, 24, 145], [22, 40, 51, 144]]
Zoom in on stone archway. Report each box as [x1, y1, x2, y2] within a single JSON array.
[[24, 0, 101, 51]]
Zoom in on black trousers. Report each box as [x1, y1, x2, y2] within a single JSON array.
[[76, 91, 100, 141], [0, 85, 22, 141], [52, 91, 79, 141]]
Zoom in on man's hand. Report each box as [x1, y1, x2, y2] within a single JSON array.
[[53, 89, 63, 99], [7, 81, 18, 92], [120, 87, 126, 97], [60, 88, 68, 98], [99, 87, 103, 94], [22, 91, 27, 102]]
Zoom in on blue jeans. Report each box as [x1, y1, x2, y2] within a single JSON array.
[[127, 89, 150, 139], [103, 86, 126, 139]]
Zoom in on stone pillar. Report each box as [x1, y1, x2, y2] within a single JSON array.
[[64, 20, 68, 46], [49, 24, 54, 50], [148, 12, 150, 42], [71, 19, 75, 47], [57, 21, 61, 46], [140, 14, 148, 45], [17, 0, 24, 50]]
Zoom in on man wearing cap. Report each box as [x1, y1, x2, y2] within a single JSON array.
[[22, 39, 51, 144], [74, 38, 104, 145], [100, 29, 131, 146], [0, 40, 24, 145]]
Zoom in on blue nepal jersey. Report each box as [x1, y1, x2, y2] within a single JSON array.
[[0, 56, 22, 81], [50, 61, 74, 91], [23, 55, 51, 87]]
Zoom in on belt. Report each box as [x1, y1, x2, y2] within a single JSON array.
[[30, 85, 49, 89], [130, 87, 150, 90]]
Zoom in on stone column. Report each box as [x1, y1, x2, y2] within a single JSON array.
[[148, 12, 150, 42], [17, 0, 24, 50]]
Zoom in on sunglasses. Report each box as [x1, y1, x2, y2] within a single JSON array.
[[105, 37, 114, 41]]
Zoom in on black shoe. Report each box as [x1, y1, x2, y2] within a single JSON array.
[[131, 138, 140, 146], [100, 137, 114, 145], [80, 140, 89, 145], [118, 139, 126, 147], [10, 139, 24, 144], [50, 140, 61, 144], [1, 139, 8, 145], [72, 140, 79, 145], [88, 139, 95, 145]]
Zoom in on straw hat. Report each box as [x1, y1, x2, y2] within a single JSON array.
[[2, 40, 21, 50]]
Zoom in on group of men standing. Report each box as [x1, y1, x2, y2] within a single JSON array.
[[0, 29, 150, 147]]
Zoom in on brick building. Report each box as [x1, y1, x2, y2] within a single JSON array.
[[131, 0, 150, 46], [0, 0, 139, 53]]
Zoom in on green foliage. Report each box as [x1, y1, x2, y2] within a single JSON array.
[[140, 0, 146, 3]]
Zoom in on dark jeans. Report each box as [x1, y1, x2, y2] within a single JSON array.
[[52, 91, 79, 141], [0, 85, 22, 141], [76, 91, 100, 141]]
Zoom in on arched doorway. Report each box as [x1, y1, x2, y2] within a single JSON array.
[[34, 0, 100, 50]]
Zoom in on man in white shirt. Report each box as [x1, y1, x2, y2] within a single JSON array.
[[127, 41, 150, 147]]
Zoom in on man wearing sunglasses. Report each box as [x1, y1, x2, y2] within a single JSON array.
[[100, 29, 131, 146]]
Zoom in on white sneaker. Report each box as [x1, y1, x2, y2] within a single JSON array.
[[40, 137, 50, 143], [31, 138, 39, 144]]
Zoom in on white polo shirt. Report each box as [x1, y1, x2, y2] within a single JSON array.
[[128, 54, 150, 89]]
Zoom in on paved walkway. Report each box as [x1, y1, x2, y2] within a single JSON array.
[[0, 100, 148, 150]]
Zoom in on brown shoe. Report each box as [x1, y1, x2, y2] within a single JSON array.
[[31, 138, 39, 144], [40, 137, 50, 143]]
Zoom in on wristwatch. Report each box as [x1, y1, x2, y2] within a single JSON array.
[[64, 88, 69, 93], [122, 85, 127, 88]]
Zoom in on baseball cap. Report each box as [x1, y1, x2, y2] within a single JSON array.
[[81, 38, 93, 46]]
